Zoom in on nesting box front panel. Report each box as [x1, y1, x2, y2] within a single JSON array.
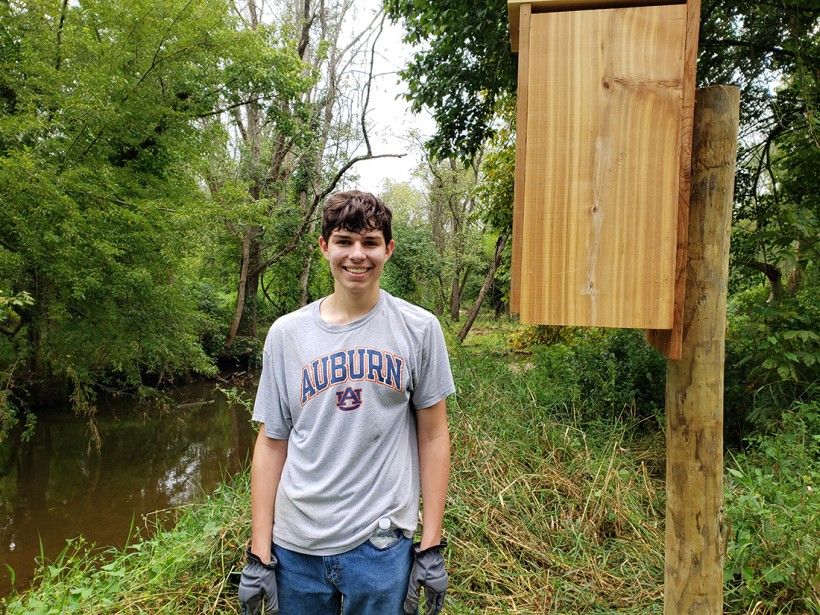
[[519, 4, 687, 329]]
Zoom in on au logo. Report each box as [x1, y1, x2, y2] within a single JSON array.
[[335, 387, 363, 411]]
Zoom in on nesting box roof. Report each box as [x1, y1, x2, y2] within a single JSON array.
[[508, 0, 686, 51]]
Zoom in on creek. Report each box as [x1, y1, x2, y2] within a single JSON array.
[[0, 380, 255, 597]]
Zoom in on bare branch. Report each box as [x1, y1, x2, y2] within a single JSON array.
[[746, 260, 785, 299], [360, 15, 386, 155], [230, 0, 251, 28], [197, 98, 261, 119], [232, 107, 248, 144], [252, 152, 404, 275], [297, 0, 314, 60]]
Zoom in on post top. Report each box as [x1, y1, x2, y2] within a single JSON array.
[[508, 0, 686, 51]]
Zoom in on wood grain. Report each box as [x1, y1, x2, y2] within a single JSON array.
[[665, 85, 739, 615], [518, 4, 687, 329], [647, 0, 701, 358], [510, 4, 532, 315], [508, 0, 685, 51]]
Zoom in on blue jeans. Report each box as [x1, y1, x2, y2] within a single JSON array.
[[273, 532, 414, 615]]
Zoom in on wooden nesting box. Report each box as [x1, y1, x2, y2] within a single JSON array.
[[509, 0, 700, 352]]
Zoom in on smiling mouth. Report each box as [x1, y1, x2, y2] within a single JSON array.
[[343, 266, 371, 274]]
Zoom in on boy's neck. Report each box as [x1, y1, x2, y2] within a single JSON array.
[[320, 286, 381, 325]]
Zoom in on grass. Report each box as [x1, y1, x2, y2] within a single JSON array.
[[2, 478, 252, 614], [443, 335, 665, 613], [4, 318, 814, 613]]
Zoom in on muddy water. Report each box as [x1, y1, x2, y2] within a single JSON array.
[[0, 381, 256, 597]]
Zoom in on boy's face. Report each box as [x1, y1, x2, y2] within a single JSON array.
[[319, 227, 395, 296]]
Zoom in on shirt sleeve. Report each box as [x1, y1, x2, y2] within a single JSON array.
[[251, 326, 293, 439], [411, 318, 456, 410]]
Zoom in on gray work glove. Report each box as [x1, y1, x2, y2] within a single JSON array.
[[403, 539, 448, 614], [238, 548, 279, 615]]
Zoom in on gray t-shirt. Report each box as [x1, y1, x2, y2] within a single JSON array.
[[251, 290, 456, 556]]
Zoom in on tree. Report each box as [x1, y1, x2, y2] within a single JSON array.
[[422, 156, 486, 320], [379, 180, 441, 307], [697, 1, 820, 297], [458, 119, 515, 341], [697, 2, 819, 408], [384, 0, 515, 161], [200, 0, 315, 348], [0, 0, 276, 413], [209, 1, 402, 350]]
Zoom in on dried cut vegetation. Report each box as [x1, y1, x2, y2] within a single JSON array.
[[444, 343, 665, 613]]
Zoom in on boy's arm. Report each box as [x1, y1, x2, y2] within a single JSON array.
[[250, 428, 288, 563], [416, 398, 451, 549]]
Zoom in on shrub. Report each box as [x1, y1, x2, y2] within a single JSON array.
[[724, 401, 820, 613], [517, 328, 666, 426], [726, 269, 820, 435]]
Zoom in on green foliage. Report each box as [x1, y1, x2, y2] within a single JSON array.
[[215, 385, 255, 416], [521, 328, 666, 424], [0, 290, 32, 333], [507, 324, 569, 350], [384, 0, 515, 160], [0, 289, 33, 437], [726, 268, 820, 432], [382, 221, 441, 309], [475, 130, 515, 233], [724, 402, 820, 613], [744, 304, 819, 385], [702, 2, 819, 297], [379, 180, 442, 306], [0, 0, 313, 413]]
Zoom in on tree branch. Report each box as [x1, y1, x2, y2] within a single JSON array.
[[251, 9, 398, 276], [252, 152, 404, 275], [55, 0, 69, 71], [196, 97, 261, 119], [458, 232, 507, 343], [746, 260, 784, 299], [360, 15, 386, 156], [701, 38, 814, 67]]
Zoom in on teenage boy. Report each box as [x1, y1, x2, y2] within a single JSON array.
[[239, 190, 455, 615]]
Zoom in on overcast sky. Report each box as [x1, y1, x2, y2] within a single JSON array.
[[343, 9, 435, 193]]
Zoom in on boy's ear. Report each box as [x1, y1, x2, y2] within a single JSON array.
[[385, 239, 395, 259], [319, 235, 329, 259]]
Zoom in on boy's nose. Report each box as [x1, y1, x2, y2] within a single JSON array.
[[349, 241, 366, 259]]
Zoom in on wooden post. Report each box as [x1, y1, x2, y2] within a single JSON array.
[[664, 85, 739, 614]]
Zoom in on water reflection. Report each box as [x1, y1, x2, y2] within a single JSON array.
[[0, 382, 255, 597]]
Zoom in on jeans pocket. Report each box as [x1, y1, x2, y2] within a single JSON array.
[[366, 528, 402, 550]]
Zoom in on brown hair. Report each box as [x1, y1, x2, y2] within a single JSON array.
[[321, 190, 393, 244]]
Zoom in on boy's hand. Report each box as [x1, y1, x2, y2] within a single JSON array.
[[403, 540, 448, 614], [239, 549, 278, 615]]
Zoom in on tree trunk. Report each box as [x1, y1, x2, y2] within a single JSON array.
[[225, 227, 259, 348], [458, 233, 507, 343], [27, 269, 54, 403], [449, 273, 461, 321], [299, 249, 313, 307], [243, 235, 262, 338], [664, 85, 739, 615]]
